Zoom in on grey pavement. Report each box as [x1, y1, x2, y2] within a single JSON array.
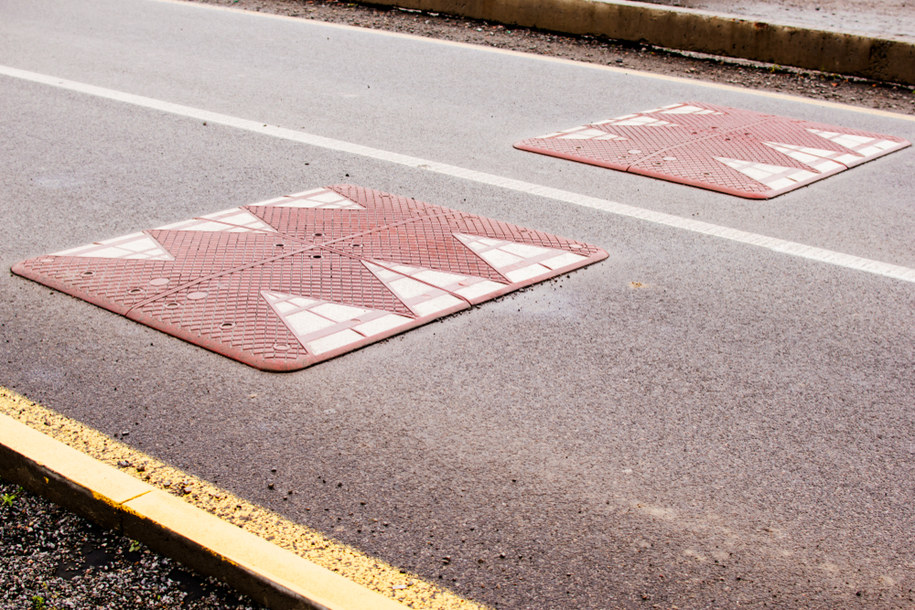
[[1, 0, 914, 607], [637, 0, 915, 41]]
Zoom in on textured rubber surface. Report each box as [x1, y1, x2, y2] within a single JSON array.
[[515, 102, 910, 199], [12, 185, 607, 371]]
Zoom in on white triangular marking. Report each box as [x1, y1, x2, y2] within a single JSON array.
[[595, 115, 677, 128], [262, 290, 412, 355], [250, 187, 365, 210], [453, 233, 588, 283], [716, 157, 818, 191], [807, 129, 902, 160], [155, 208, 277, 233], [368, 260, 507, 302], [764, 142, 848, 173], [362, 262, 465, 317], [658, 104, 724, 116], [541, 126, 626, 141], [52, 232, 174, 261]]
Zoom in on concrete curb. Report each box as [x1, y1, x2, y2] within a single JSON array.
[[0, 412, 408, 610], [364, 0, 915, 84]]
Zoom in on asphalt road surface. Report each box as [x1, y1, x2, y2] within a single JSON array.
[[2, 0, 914, 607]]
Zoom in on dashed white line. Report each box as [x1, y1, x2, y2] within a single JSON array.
[[2, 64, 913, 284]]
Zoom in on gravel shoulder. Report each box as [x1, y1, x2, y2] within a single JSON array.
[[0, 476, 264, 609]]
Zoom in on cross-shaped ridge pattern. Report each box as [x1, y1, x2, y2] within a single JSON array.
[[13, 185, 608, 371], [514, 102, 909, 198]]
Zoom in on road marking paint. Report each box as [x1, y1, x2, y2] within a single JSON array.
[[2, 64, 913, 283], [0, 386, 485, 609]]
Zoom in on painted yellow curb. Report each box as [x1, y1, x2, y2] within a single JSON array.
[[0, 388, 487, 610], [0, 412, 402, 609]]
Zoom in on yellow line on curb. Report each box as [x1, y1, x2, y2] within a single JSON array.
[[0, 387, 487, 610]]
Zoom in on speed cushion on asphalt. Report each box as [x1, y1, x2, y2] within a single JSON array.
[[12, 185, 607, 371], [514, 102, 909, 199]]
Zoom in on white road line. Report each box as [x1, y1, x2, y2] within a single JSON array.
[[3, 64, 914, 284]]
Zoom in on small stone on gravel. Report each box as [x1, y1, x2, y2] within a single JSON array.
[[0, 476, 265, 609]]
